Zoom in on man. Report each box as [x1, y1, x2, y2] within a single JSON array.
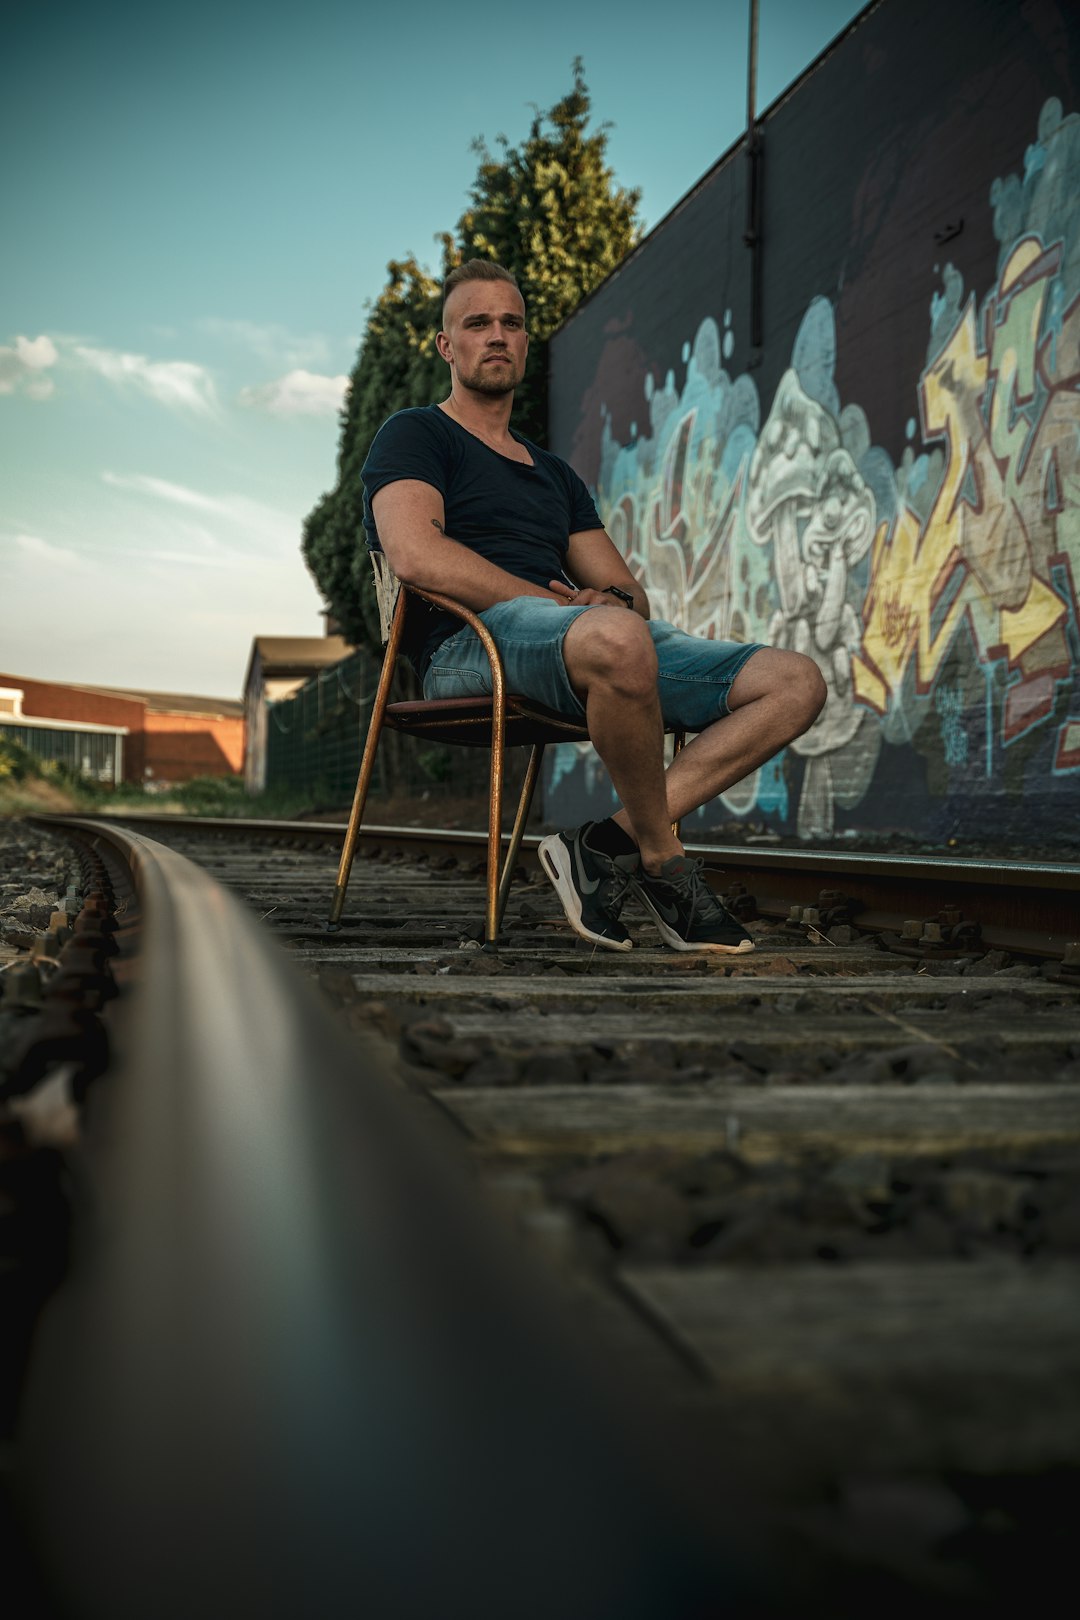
[[362, 260, 826, 953]]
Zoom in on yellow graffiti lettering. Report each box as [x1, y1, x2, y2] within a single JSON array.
[[858, 235, 1079, 714], [1057, 720, 1080, 769], [988, 244, 1045, 477], [997, 576, 1066, 661], [851, 653, 887, 712], [883, 591, 913, 648]]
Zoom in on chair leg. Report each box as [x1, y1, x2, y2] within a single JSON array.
[[495, 743, 545, 936], [671, 728, 686, 841], [328, 596, 405, 928], [483, 676, 508, 944]]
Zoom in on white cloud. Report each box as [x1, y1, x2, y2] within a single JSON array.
[[238, 368, 348, 418], [12, 532, 88, 569], [74, 345, 219, 414], [145, 548, 237, 568], [103, 470, 229, 514], [16, 335, 58, 370], [2, 521, 324, 697], [0, 334, 59, 400], [101, 470, 298, 548], [198, 318, 331, 369]]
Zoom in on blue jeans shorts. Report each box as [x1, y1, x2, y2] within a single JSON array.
[[422, 598, 763, 734]]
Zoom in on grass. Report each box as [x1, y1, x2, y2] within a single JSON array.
[[0, 736, 322, 821], [0, 735, 510, 828]]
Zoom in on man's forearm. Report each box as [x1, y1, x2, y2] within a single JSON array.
[[388, 520, 559, 610]]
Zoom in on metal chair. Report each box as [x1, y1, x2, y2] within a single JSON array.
[[328, 554, 594, 941]]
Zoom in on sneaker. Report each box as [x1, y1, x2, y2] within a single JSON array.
[[538, 823, 639, 952], [635, 855, 755, 953]]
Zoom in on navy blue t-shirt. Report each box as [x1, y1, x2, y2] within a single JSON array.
[[361, 404, 601, 675]]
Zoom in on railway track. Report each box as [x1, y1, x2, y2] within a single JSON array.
[[4, 811, 1080, 1615]]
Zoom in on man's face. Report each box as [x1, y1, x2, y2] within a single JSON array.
[[438, 280, 528, 396]]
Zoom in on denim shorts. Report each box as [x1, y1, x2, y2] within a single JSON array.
[[422, 598, 763, 734]]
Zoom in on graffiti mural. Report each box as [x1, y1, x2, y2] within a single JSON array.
[[857, 95, 1080, 799], [551, 96, 1080, 843]]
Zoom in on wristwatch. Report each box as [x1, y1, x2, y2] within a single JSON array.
[[602, 585, 635, 609]]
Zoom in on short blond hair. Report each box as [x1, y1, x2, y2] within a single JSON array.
[[442, 260, 521, 322]]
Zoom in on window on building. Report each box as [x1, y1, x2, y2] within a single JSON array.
[[0, 723, 123, 784]]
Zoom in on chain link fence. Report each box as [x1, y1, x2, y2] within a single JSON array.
[[265, 650, 516, 813]]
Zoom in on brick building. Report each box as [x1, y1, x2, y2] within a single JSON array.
[[0, 673, 244, 787]]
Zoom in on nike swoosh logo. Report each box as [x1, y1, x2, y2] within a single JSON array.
[[571, 839, 601, 894], [648, 896, 680, 925]]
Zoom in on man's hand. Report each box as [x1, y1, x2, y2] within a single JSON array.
[[547, 580, 617, 607]]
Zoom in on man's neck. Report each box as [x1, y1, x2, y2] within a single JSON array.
[[441, 385, 515, 444]]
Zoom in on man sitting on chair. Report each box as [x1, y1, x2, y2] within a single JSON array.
[[361, 259, 826, 954]]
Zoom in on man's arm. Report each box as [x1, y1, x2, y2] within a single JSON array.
[[563, 527, 650, 618], [372, 480, 564, 609]]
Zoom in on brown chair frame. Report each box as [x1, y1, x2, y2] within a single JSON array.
[[328, 555, 684, 942]]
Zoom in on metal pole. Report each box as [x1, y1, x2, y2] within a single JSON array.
[[745, 0, 764, 354], [746, 0, 758, 128]]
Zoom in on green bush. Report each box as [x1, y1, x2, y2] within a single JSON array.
[[418, 747, 454, 784], [157, 775, 323, 820], [0, 741, 326, 819], [0, 736, 37, 783]]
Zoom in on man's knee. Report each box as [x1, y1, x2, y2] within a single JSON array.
[[734, 648, 827, 727], [788, 650, 827, 709], [565, 607, 657, 696]]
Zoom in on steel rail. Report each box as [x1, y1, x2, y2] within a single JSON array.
[[68, 811, 1080, 959], [17, 817, 772, 1619]]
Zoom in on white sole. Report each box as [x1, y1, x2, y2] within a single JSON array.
[[537, 835, 633, 953], [637, 891, 755, 953]]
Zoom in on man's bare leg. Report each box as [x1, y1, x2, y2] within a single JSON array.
[[560, 608, 682, 871], [608, 648, 826, 866], [550, 613, 817, 954]]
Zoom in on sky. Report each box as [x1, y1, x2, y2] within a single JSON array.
[[2, 0, 868, 699]]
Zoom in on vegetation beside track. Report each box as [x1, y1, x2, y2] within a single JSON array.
[[0, 736, 507, 829], [0, 737, 318, 820]]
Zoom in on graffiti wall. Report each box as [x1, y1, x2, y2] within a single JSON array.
[[546, 0, 1080, 850]]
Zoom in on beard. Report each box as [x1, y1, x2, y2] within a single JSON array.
[[458, 355, 523, 396]]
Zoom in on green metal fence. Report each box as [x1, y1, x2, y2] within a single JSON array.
[[265, 651, 501, 810]]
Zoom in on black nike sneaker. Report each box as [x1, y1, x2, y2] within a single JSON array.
[[636, 855, 755, 953], [538, 823, 639, 952]]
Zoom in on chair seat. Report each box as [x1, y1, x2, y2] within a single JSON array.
[[385, 694, 590, 748], [331, 569, 687, 940]]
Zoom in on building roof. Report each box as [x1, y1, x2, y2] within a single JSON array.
[[69, 683, 246, 719], [0, 673, 145, 718], [243, 635, 352, 694], [1, 672, 245, 720]]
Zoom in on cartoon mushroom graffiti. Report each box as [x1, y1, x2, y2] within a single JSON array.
[[747, 370, 881, 838]]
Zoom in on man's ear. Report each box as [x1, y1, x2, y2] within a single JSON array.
[[435, 330, 452, 363]]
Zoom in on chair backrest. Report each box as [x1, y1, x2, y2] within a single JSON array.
[[371, 550, 403, 647]]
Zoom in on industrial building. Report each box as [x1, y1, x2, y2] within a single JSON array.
[[0, 673, 244, 787], [242, 635, 352, 792]]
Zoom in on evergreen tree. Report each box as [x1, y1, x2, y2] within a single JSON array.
[[456, 58, 641, 441], [302, 254, 448, 646], [302, 62, 640, 649]]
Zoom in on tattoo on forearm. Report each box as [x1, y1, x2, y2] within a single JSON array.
[[431, 519, 445, 534]]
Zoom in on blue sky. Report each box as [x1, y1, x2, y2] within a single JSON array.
[[2, 0, 867, 698]]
